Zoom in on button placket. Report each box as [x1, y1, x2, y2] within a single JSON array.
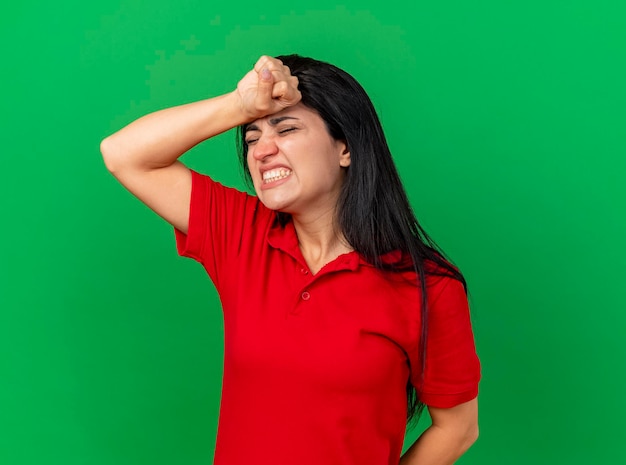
[[287, 264, 312, 316], [298, 264, 312, 301], [299, 265, 313, 302]]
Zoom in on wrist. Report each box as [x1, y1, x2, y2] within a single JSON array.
[[224, 89, 257, 125]]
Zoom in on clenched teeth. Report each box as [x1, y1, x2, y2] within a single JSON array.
[[263, 168, 292, 184]]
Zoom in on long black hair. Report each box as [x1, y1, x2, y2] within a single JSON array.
[[237, 54, 466, 427]]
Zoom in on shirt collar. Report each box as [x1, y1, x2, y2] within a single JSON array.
[[266, 217, 405, 272], [266, 217, 360, 272]]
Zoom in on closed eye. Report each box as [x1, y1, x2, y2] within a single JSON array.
[[245, 127, 297, 145]]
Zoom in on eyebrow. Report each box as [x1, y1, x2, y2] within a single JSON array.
[[245, 116, 300, 133]]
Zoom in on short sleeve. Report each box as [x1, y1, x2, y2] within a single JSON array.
[[174, 170, 210, 262], [411, 276, 481, 408], [173, 170, 268, 290]]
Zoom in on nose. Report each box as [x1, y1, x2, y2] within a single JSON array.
[[251, 134, 279, 161]]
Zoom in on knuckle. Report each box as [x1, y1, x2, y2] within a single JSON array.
[[254, 55, 268, 70], [274, 81, 288, 95]]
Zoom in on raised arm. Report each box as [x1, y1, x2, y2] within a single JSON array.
[[100, 55, 301, 233]]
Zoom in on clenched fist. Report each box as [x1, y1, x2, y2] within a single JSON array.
[[236, 55, 302, 121]]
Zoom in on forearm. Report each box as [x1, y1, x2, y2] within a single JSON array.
[[399, 423, 478, 465], [101, 91, 247, 172]]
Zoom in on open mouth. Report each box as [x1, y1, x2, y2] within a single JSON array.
[[262, 168, 292, 184]]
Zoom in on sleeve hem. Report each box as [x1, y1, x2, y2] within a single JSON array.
[[173, 169, 207, 261], [419, 387, 479, 409]]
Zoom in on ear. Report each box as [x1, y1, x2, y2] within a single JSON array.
[[338, 140, 351, 168]]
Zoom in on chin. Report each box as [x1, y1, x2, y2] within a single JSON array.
[[257, 189, 298, 213], [258, 196, 294, 213]]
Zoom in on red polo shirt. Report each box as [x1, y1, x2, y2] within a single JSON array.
[[175, 170, 480, 465]]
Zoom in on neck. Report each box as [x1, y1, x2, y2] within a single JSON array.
[[291, 209, 353, 275]]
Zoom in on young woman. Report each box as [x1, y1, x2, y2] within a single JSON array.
[[101, 54, 481, 465]]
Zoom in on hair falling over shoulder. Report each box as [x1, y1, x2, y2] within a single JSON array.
[[237, 54, 467, 426]]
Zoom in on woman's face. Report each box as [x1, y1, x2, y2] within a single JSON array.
[[245, 103, 351, 218]]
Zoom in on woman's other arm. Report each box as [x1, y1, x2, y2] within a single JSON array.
[[399, 398, 479, 465], [100, 56, 300, 233]]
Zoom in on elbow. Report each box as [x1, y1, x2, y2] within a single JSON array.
[[100, 135, 115, 172], [460, 423, 479, 454], [100, 135, 122, 174]]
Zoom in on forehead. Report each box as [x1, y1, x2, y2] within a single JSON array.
[[246, 103, 320, 131]]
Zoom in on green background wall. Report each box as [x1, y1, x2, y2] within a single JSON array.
[[1, 1, 624, 464]]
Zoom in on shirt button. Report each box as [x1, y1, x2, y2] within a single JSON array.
[[300, 268, 309, 275], [301, 291, 311, 301]]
